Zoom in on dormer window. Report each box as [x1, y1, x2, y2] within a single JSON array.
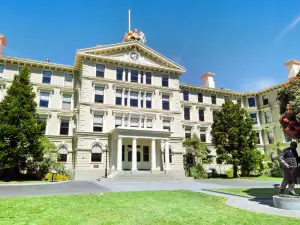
[[248, 97, 256, 107], [0, 64, 4, 78], [162, 75, 169, 87], [42, 71, 52, 84], [131, 70, 138, 83], [116, 67, 123, 81], [96, 64, 105, 78], [146, 72, 152, 84], [183, 90, 189, 101]]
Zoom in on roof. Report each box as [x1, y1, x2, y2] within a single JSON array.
[[0, 56, 74, 72]]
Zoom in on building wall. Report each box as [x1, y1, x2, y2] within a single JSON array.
[[0, 47, 292, 180]]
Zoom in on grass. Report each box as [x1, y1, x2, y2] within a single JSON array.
[[0, 180, 46, 184], [0, 191, 299, 225], [210, 176, 282, 181], [211, 187, 300, 198]]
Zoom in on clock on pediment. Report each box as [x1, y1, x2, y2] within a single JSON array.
[[129, 52, 139, 61]]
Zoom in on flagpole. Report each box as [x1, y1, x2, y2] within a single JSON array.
[[128, 8, 131, 31]]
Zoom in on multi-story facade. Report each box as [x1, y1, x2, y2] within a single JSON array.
[[0, 33, 298, 180]]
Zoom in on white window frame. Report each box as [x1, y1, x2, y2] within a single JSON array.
[[39, 91, 51, 108], [91, 145, 102, 163], [61, 93, 72, 110], [0, 64, 5, 78], [64, 73, 73, 87], [42, 70, 53, 84], [57, 147, 68, 163], [93, 114, 103, 132], [96, 64, 106, 78]]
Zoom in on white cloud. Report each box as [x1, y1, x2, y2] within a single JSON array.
[[239, 78, 278, 92], [277, 15, 300, 39]]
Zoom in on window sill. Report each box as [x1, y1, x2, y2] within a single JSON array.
[[90, 162, 103, 164]]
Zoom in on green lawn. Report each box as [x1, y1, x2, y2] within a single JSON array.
[[0, 191, 299, 225], [211, 187, 300, 198], [0, 180, 58, 184], [210, 176, 282, 181]]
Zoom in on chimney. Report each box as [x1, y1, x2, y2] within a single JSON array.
[[201, 72, 215, 88], [0, 34, 7, 56], [284, 60, 300, 79]]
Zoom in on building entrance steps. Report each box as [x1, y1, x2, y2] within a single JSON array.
[[113, 170, 194, 182]]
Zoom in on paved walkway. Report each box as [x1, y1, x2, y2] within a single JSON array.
[[1, 179, 299, 218]]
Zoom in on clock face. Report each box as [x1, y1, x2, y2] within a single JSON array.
[[130, 52, 139, 61]]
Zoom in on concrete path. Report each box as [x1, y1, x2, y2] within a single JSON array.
[[0, 181, 110, 198], [200, 189, 300, 218]]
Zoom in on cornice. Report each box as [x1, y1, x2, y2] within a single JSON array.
[[0, 56, 74, 73], [37, 108, 76, 114], [79, 101, 182, 115]]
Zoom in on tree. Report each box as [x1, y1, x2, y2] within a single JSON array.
[[183, 134, 212, 164], [0, 67, 45, 180], [183, 134, 212, 178], [278, 72, 300, 140], [211, 99, 257, 178]]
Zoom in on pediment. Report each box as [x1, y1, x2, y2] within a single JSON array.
[[75, 42, 186, 74]]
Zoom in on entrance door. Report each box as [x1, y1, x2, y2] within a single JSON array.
[[126, 150, 141, 170]]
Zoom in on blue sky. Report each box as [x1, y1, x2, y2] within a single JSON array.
[[1, 0, 300, 92]]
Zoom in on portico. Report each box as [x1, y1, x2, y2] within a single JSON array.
[[109, 127, 172, 173]]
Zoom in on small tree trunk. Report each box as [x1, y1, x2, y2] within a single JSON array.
[[233, 165, 238, 178]]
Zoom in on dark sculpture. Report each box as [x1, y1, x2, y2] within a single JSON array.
[[278, 141, 300, 196]]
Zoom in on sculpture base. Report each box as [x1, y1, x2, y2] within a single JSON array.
[[273, 195, 300, 210]]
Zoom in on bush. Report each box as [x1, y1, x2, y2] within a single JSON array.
[[225, 168, 234, 178], [240, 149, 266, 176], [191, 163, 207, 179], [263, 161, 283, 178], [50, 163, 72, 179], [44, 173, 69, 181]]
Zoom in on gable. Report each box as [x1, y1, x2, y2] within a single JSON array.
[[75, 42, 186, 74]]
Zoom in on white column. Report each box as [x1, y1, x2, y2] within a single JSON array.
[[111, 140, 115, 170], [143, 73, 146, 84], [132, 138, 137, 171], [138, 90, 141, 108], [144, 116, 147, 128], [128, 70, 131, 82], [122, 88, 125, 106], [151, 139, 156, 170], [165, 139, 170, 171], [117, 137, 122, 171], [127, 89, 130, 107], [138, 71, 141, 83], [143, 91, 146, 108]]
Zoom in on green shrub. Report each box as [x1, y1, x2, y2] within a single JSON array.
[[44, 173, 69, 181], [225, 168, 234, 178], [264, 161, 283, 178], [191, 163, 207, 179]]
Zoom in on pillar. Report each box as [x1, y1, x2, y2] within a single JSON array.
[[151, 139, 156, 170], [132, 138, 137, 171], [117, 137, 122, 170], [165, 139, 170, 171]]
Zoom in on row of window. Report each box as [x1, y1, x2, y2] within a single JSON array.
[[38, 118, 70, 135], [92, 115, 172, 132], [0, 65, 73, 86], [183, 107, 218, 121], [182, 90, 242, 105], [97, 65, 170, 87], [58, 144, 173, 164], [248, 94, 270, 108], [249, 111, 272, 124], [185, 127, 207, 142], [96, 88, 171, 110], [39, 92, 72, 109]]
